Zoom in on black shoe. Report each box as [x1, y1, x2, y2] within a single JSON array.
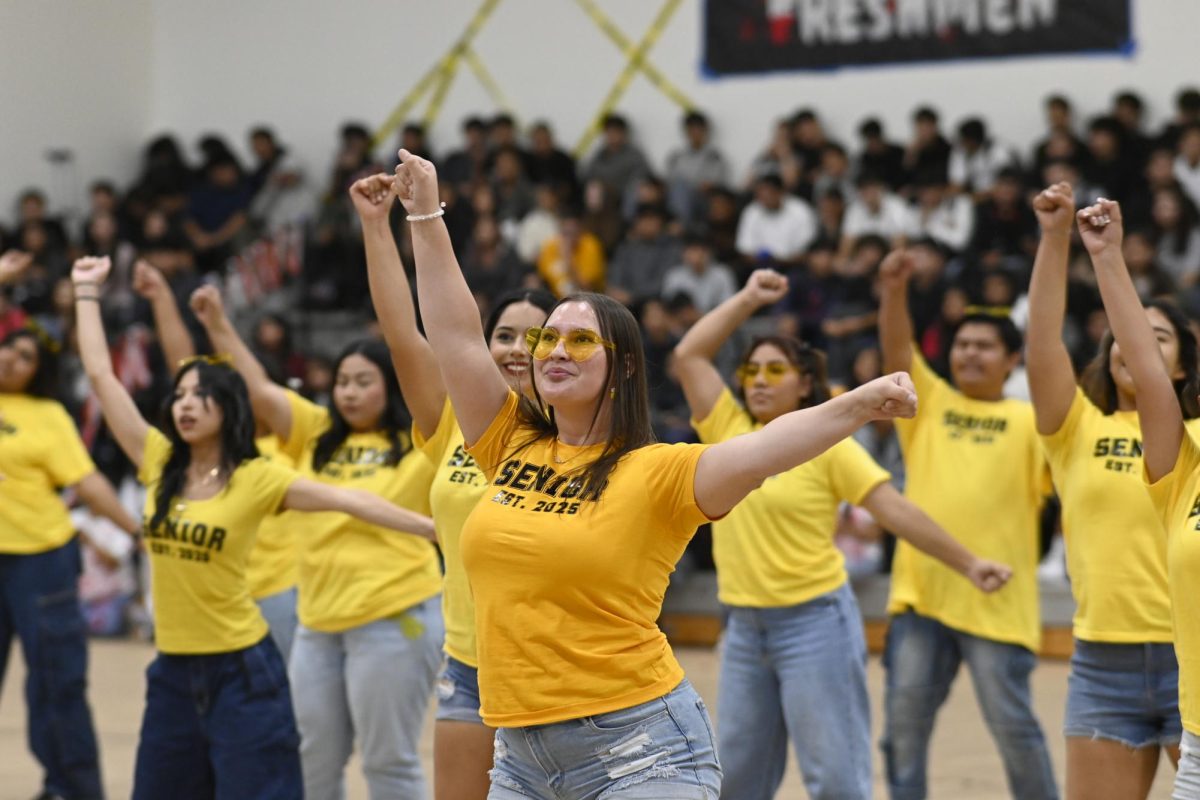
[[32, 792, 68, 800]]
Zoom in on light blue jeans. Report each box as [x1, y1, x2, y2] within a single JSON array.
[[289, 597, 443, 800], [881, 611, 1058, 800], [256, 586, 298, 664], [716, 582, 871, 800], [487, 679, 721, 799], [1176, 731, 1200, 800]]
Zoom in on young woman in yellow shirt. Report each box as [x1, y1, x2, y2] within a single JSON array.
[[673, 268, 1011, 800], [192, 283, 446, 800], [1073, 198, 1200, 800], [70, 255, 434, 800], [394, 148, 918, 800], [350, 172, 555, 800], [0, 311, 139, 800], [1027, 183, 1198, 800]]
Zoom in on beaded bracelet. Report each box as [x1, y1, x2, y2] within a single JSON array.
[[406, 202, 447, 223]]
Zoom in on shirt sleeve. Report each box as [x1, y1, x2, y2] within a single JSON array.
[[642, 443, 715, 533], [895, 347, 946, 448], [464, 391, 523, 480], [1039, 387, 1088, 472], [691, 387, 754, 444], [281, 390, 329, 463], [1143, 429, 1200, 530], [825, 438, 892, 506], [413, 396, 456, 464], [43, 403, 96, 487], [248, 458, 301, 516], [137, 427, 174, 487]]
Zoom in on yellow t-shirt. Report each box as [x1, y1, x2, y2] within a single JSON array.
[[138, 427, 297, 654], [693, 388, 890, 607], [282, 392, 441, 632], [1143, 431, 1200, 735], [462, 391, 712, 727], [414, 398, 487, 667], [245, 435, 299, 600], [0, 394, 95, 554], [1041, 388, 1199, 643], [888, 350, 1048, 652]]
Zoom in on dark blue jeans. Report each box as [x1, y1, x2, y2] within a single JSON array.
[[133, 636, 302, 800], [0, 538, 103, 799]]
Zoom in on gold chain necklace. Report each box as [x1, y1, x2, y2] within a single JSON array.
[[174, 465, 222, 512]]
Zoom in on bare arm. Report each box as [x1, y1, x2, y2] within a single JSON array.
[[190, 286, 293, 441], [74, 471, 141, 536], [673, 269, 787, 421], [1081, 199, 1183, 481], [694, 374, 917, 518], [860, 483, 1011, 592], [1025, 183, 1079, 435], [132, 259, 195, 374], [351, 173, 445, 439], [0, 250, 32, 286], [71, 257, 149, 468], [878, 249, 915, 374], [395, 150, 509, 445], [282, 478, 435, 541]]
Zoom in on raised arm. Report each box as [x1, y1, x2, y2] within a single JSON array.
[[282, 478, 435, 541], [189, 285, 293, 440], [350, 173, 445, 439], [1080, 199, 1183, 481], [394, 149, 509, 445], [71, 257, 149, 468], [131, 259, 195, 374], [860, 482, 1011, 592], [673, 269, 788, 420], [1025, 182, 1079, 434], [694, 373, 917, 518], [878, 249, 915, 374]]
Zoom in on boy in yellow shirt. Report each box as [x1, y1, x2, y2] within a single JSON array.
[[879, 247, 1057, 800]]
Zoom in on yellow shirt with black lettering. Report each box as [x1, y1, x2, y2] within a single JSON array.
[[246, 436, 299, 600], [462, 391, 714, 727], [413, 398, 487, 667], [1041, 389, 1199, 643], [138, 427, 297, 654], [282, 392, 441, 632], [1144, 431, 1200, 735], [889, 350, 1048, 652], [0, 394, 95, 554], [693, 388, 890, 607]]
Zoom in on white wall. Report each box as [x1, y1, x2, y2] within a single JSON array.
[[0, 0, 152, 227], [5, 0, 1199, 228]]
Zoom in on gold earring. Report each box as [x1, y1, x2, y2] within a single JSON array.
[[609, 386, 616, 399]]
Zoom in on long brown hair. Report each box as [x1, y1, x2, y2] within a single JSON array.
[[734, 335, 831, 414], [511, 292, 654, 493], [1079, 299, 1200, 418]]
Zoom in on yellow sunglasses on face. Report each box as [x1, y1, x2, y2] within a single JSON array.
[[737, 362, 799, 385], [524, 326, 615, 362]]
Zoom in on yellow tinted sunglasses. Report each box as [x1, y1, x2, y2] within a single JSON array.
[[737, 362, 799, 385], [178, 353, 234, 370], [524, 326, 615, 362]]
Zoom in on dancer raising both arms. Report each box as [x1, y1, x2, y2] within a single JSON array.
[[393, 148, 917, 800], [71, 255, 434, 800], [350, 171, 555, 800], [1027, 183, 1192, 800]]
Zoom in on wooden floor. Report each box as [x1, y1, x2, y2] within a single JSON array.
[[0, 638, 1177, 799]]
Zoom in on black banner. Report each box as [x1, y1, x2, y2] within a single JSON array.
[[704, 0, 1133, 75]]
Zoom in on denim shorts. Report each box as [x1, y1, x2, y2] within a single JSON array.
[[1064, 638, 1182, 748], [488, 679, 722, 799], [435, 654, 484, 725]]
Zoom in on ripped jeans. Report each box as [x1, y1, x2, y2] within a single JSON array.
[[487, 679, 721, 799]]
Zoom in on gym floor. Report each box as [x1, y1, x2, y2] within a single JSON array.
[[0, 639, 1176, 799]]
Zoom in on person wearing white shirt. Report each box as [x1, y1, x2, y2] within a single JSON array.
[[661, 237, 738, 313], [842, 172, 911, 255], [948, 118, 1016, 199], [735, 174, 818, 267], [906, 173, 975, 253], [1174, 123, 1200, 211]]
